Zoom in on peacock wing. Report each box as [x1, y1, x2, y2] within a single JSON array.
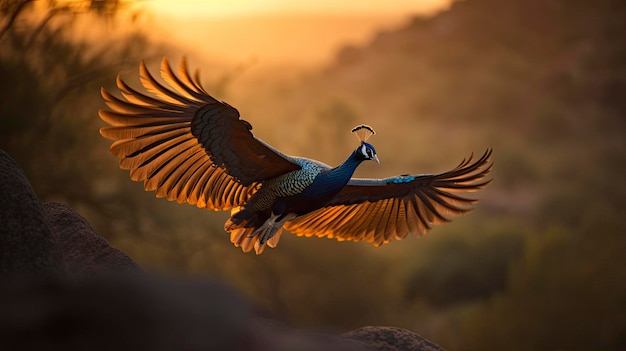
[[284, 149, 493, 246], [99, 58, 301, 211]]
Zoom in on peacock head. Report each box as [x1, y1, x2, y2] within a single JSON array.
[[352, 125, 380, 164]]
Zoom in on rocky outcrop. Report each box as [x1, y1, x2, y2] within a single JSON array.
[[0, 151, 65, 277], [0, 274, 255, 350], [343, 327, 446, 351], [0, 150, 445, 350], [42, 201, 141, 276], [0, 150, 139, 278]]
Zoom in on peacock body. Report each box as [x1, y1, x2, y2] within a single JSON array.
[[99, 58, 493, 254]]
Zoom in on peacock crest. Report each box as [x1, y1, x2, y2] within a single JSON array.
[[351, 124, 376, 143]]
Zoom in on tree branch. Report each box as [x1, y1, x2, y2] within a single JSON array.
[[25, 6, 70, 49], [0, 0, 35, 40]]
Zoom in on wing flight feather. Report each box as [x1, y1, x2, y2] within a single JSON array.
[[98, 58, 301, 210]]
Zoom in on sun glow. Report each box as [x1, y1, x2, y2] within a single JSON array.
[[141, 0, 452, 18], [136, 0, 452, 66]]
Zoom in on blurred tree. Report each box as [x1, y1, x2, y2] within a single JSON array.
[[0, 0, 158, 244], [405, 227, 524, 308], [455, 205, 626, 351]]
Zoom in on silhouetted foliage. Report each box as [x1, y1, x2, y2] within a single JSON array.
[[0, 0, 166, 263], [406, 229, 524, 307]]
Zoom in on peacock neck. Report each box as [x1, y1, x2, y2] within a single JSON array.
[[324, 150, 363, 185], [298, 151, 363, 199]]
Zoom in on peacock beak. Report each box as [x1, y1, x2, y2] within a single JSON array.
[[373, 154, 380, 164]]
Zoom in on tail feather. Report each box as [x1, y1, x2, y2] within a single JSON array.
[[228, 226, 280, 254], [267, 228, 283, 248], [229, 227, 255, 251], [226, 206, 280, 254], [229, 226, 254, 246]]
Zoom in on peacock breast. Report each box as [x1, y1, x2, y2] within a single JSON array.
[[251, 157, 329, 211]]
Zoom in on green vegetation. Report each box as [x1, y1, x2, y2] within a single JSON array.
[[1, 0, 624, 350]]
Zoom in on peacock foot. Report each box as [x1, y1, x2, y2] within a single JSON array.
[[249, 212, 297, 248]]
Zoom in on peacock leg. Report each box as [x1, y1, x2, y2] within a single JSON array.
[[249, 212, 297, 246], [249, 212, 279, 238]]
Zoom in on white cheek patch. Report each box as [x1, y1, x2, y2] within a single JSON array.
[[360, 144, 367, 157]]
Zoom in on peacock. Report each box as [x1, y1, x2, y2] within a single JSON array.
[[99, 58, 493, 254]]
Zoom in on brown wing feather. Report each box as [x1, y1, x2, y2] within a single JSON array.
[[98, 58, 305, 210], [190, 103, 301, 185], [285, 149, 493, 245]]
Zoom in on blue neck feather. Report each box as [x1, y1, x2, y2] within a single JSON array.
[[334, 149, 363, 175], [299, 150, 364, 198], [321, 150, 363, 186]]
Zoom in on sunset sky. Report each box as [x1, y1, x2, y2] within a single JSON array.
[[142, 0, 452, 17], [138, 0, 453, 65]]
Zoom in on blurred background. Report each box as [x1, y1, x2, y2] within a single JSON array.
[[1, 0, 625, 350]]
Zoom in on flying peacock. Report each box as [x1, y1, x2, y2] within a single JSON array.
[[98, 58, 493, 254]]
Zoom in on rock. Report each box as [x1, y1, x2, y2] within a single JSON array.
[[342, 326, 446, 351], [0, 150, 140, 278], [0, 274, 255, 351], [0, 150, 65, 277], [42, 201, 141, 277]]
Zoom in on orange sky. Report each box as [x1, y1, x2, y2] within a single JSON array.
[[142, 0, 452, 17], [139, 0, 453, 65]]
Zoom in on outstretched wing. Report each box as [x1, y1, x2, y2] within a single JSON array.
[[285, 149, 493, 246], [99, 58, 301, 211]]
